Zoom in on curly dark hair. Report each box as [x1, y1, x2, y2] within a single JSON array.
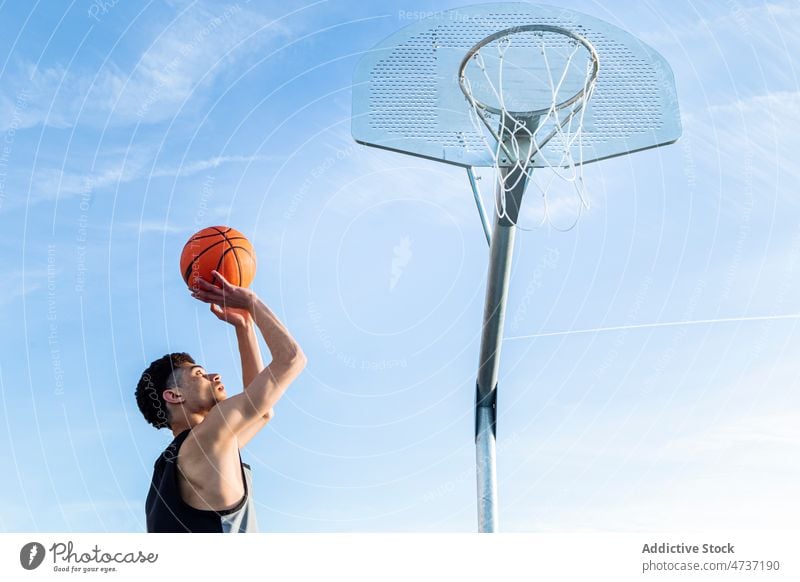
[[135, 353, 195, 430]]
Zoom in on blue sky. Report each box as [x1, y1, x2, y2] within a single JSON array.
[[1, 0, 798, 533]]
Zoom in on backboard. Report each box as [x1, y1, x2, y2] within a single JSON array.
[[352, 2, 681, 168]]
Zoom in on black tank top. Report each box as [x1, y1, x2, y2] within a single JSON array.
[[145, 429, 258, 532]]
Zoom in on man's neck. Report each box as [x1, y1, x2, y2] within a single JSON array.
[[170, 413, 205, 437]]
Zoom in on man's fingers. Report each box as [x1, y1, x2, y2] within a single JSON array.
[[196, 277, 217, 289], [211, 270, 233, 290], [192, 275, 241, 310], [191, 291, 221, 304], [192, 286, 224, 299]]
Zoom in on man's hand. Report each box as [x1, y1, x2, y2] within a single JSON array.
[[209, 304, 252, 329], [191, 270, 256, 314]]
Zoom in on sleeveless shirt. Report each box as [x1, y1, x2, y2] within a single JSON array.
[[145, 429, 259, 532]]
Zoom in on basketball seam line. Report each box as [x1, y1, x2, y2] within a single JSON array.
[[183, 239, 228, 285], [222, 232, 243, 286]]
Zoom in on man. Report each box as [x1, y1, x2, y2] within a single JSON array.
[[135, 270, 306, 532]]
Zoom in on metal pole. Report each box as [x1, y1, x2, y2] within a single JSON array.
[[466, 167, 492, 247], [474, 165, 528, 533]]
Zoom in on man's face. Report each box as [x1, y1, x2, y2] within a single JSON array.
[[171, 363, 227, 412]]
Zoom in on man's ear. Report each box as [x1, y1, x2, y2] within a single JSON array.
[[163, 388, 183, 405], [162, 368, 184, 405]]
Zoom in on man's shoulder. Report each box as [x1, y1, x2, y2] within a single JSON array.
[[176, 423, 241, 467], [167, 427, 191, 452]]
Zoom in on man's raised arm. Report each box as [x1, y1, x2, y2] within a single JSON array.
[[192, 271, 306, 433], [242, 295, 305, 414]]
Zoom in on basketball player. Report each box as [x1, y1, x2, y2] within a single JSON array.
[[135, 271, 306, 532]]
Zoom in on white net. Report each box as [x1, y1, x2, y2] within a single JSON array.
[[460, 26, 599, 230]]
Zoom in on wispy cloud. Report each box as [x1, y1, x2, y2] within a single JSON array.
[[680, 89, 800, 213], [3, 265, 60, 308], [32, 157, 151, 201], [150, 154, 277, 179], [0, 2, 291, 130], [641, 0, 800, 45], [26, 152, 270, 205], [498, 408, 800, 532], [120, 220, 186, 235], [663, 412, 800, 455], [313, 128, 476, 226]]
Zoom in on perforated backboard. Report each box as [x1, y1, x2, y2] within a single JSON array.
[[352, 2, 681, 168]]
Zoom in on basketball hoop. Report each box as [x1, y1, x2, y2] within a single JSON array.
[[459, 25, 599, 229], [351, 2, 681, 534]]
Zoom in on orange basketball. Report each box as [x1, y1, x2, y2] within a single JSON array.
[[180, 226, 257, 290]]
